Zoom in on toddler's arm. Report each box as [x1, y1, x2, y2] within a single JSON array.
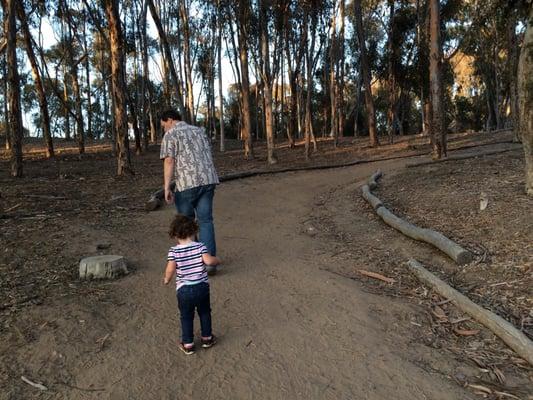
[[163, 260, 176, 284], [202, 253, 221, 266]]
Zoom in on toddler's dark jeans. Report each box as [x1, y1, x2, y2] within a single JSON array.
[[177, 282, 212, 344]]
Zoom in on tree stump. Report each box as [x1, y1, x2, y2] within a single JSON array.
[[79, 255, 128, 280]]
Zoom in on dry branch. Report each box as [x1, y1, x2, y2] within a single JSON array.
[[361, 171, 473, 265], [407, 259, 533, 366], [358, 269, 395, 284], [21, 376, 47, 391]]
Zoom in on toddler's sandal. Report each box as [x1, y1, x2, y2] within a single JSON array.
[[179, 343, 196, 355], [201, 335, 217, 348]]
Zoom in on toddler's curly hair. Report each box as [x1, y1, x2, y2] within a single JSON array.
[[169, 214, 199, 240]]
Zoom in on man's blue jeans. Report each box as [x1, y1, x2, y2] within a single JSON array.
[[177, 282, 212, 344], [174, 184, 217, 256]]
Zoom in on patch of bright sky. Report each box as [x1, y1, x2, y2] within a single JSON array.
[[35, 13, 238, 119]]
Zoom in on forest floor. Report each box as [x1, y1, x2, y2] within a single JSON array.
[[0, 129, 531, 399]]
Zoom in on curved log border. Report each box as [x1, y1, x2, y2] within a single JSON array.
[[407, 259, 533, 366], [407, 145, 522, 168], [361, 170, 473, 265]]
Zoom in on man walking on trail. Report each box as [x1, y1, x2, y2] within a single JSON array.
[[160, 109, 220, 274]]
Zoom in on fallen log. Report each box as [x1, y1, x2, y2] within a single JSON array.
[[361, 171, 473, 265], [407, 259, 533, 366], [366, 170, 382, 191], [361, 184, 383, 210], [407, 145, 522, 168]]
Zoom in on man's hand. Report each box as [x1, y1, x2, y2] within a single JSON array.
[[164, 188, 174, 204]]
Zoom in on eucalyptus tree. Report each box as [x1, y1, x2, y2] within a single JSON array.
[[428, 0, 446, 159], [104, 0, 133, 175], [235, 0, 254, 159], [179, 0, 195, 123], [353, 0, 378, 147], [1, 6, 10, 151], [508, 5, 520, 142], [196, 1, 217, 139], [259, 0, 278, 164], [518, 4, 533, 195], [217, 0, 225, 152], [301, 0, 328, 159], [282, 0, 305, 147], [1, 73, 7, 150], [147, 0, 186, 119], [382, 0, 417, 141], [2, 0, 23, 176], [138, 0, 158, 145], [17, 2, 54, 158], [324, 0, 346, 144], [57, 0, 85, 153]]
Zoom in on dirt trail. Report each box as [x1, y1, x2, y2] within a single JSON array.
[[9, 157, 479, 400]]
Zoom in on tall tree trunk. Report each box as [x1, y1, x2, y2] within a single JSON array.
[[297, 72, 304, 140], [508, 11, 520, 142], [386, 0, 398, 144], [260, 0, 277, 164], [62, 66, 71, 141], [338, 0, 345, 139], [2, 53, 10, 150], [354, 0, 378, 147], [283, 24, 296, 148], [129, 98, 142, 155], [329, 1, 338, 145], [5, 0, 23, 176], [429, 0, 446, 159], [180, 1, 194, 123], [353, 71, 363, 137], [147, 0, 186, 120], [82, 12, 92, 140], [518, 6, 533, 195], [17, 3, 54, 158], [99, 45, 110, 140], [237, 0, 253, 159], [417, 0, 429, 135], [138, 0, 148, 149], [217, 0, 225, 152], [140, 0, 156, 144], [104, 0, 132, 175], [70, 59, 85, 154], [304, 10, 318, 160]]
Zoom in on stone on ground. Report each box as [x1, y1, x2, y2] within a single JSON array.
[[79, 255, 128, 280]]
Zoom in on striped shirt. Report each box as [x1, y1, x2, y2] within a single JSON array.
[[168, 242, 209, 290]]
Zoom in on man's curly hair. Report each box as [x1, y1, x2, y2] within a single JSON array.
[[169, 214, 199, 240]]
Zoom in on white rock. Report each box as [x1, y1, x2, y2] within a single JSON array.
[[79, 255, 128, 280]]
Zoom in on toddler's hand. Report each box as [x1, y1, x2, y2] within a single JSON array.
[[163, 277, 170, 285]]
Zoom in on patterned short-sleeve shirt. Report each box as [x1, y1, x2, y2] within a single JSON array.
[[160, 121, 219, 192]]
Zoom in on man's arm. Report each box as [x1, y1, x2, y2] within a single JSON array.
[[163, 157, 175, 204]]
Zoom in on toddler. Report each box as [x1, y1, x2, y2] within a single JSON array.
[[163, 214, 220, 354]]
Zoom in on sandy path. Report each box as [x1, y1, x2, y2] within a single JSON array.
[[19, 158, 475, 400]]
